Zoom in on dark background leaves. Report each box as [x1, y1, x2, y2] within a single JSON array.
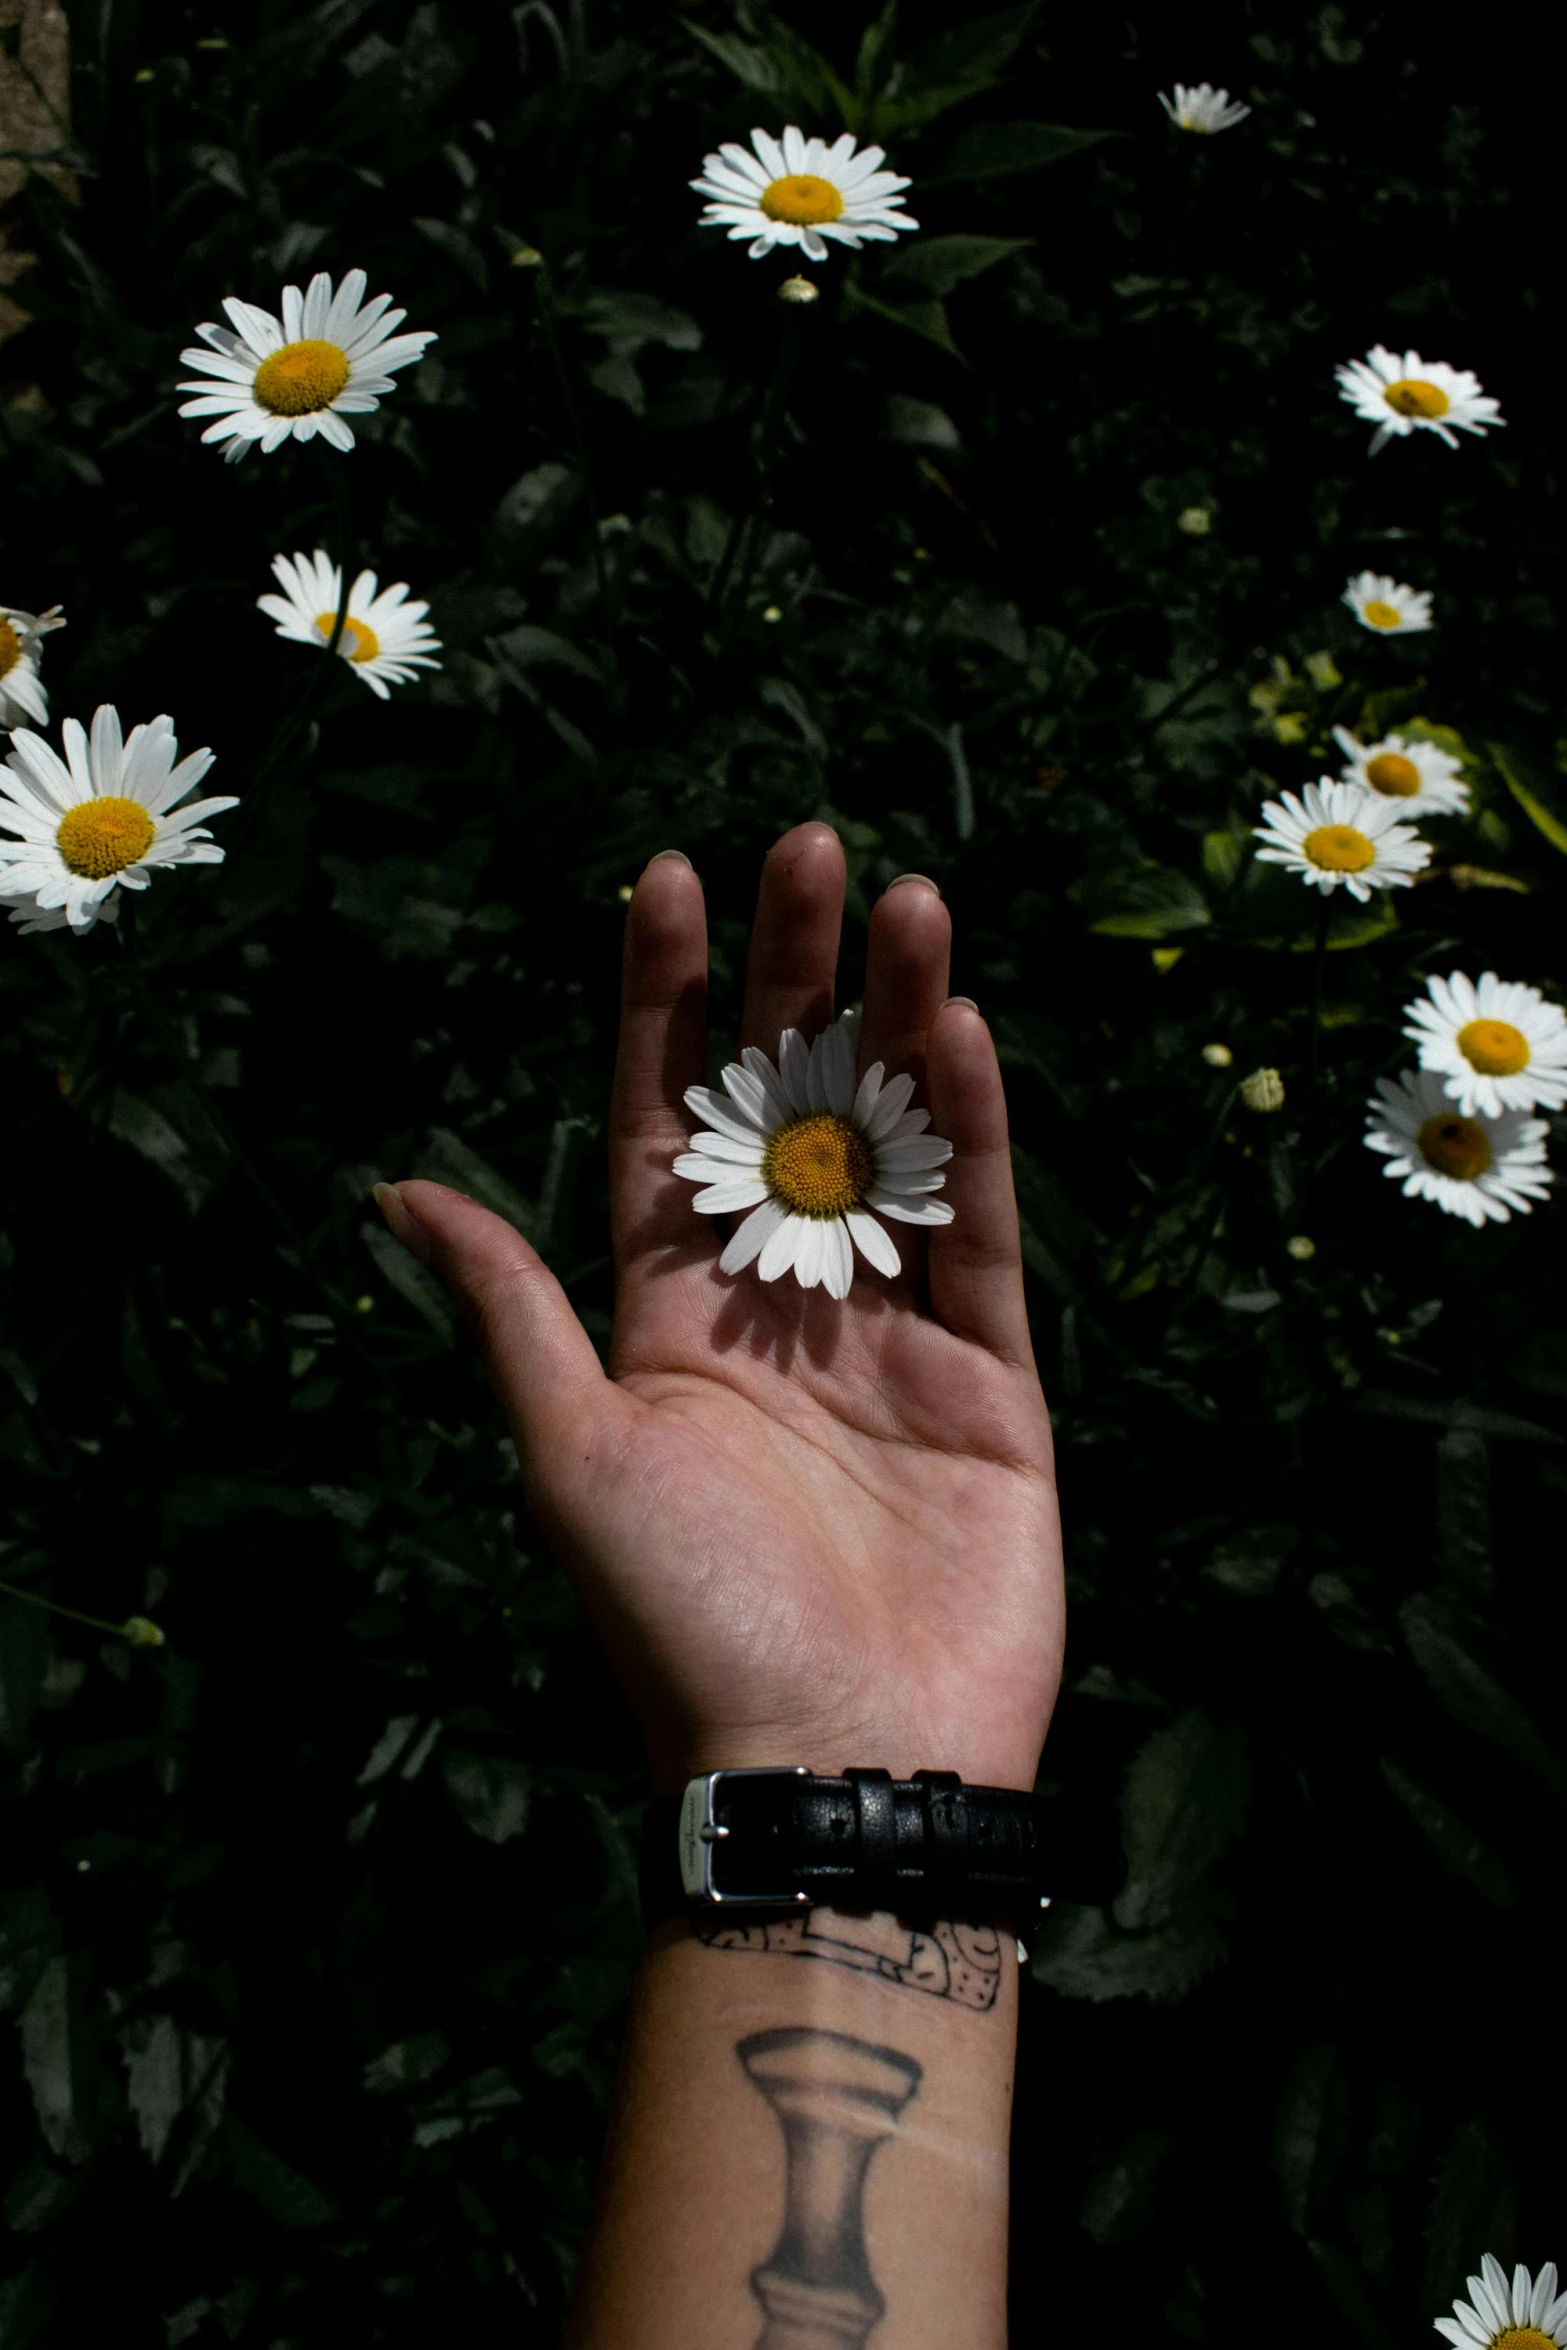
[[1, 2, 1562, 2343]]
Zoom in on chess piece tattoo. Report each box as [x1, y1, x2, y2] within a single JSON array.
[[738, 2026, 922, 2350], [697, 1905, 1004, 2011]]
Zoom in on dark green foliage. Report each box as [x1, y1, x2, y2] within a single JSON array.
[[1, 2, 1562, 2343]]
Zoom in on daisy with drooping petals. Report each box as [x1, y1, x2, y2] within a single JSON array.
[[1365, 1071, 1551, 1228], [673, 1007, 953, 1299], [178, 269, 435, 463], [1252, 778, 1430, 902], [1437, 2253, 1567, 2349], [0, 707, 235, 935], [1343, 572, 1433, 635], [691, 127, 918, 262], [0, 605, 66, 732], [1332, 726, 1469, 817], [1336, 345, 1504, 454], [1158, 83, 1250, 133], [258, 551, 442, 700], [1403, 969, 1567, 1117]]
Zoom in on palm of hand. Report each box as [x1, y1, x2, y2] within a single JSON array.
[[395, 827, 1063, 1794]]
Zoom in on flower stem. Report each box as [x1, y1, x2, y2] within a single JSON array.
[[0, 1573, 150, 1644], [1309, 895, 1330, 1085], [531, 267, 611, 624], [708, 306, 803, 632]]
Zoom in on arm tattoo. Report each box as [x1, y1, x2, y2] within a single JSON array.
[[695, 1905, 1004, 2012], [739, 2026, 921, 2350]]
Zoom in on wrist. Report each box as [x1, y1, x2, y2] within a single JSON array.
[[645, 1724, 1043, 1799]]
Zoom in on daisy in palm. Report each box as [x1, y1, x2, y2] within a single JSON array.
[[692, 127, 917, 262], [674, 1007, 953, 1299], [1343, 572, 1433, 635], [1403, 970, 1567, 1117], [178, 269, 434, 462], [1253, 777, 1430, 901], [0, 604, 66, 731], [1365, 1070, 1551, 1228], [0, 706, 234, 934], [1437, 2254, 1567, 2349], [1332, 726, 1469, 817], [1158, 83, 1249, 133], [258, 551, 442, 699], [1337, 345, 1504, 454]]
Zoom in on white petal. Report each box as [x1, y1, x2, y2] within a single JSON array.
[[693, 1179, 771, 1214], [820, 1218, 854, 1299], [852, 1062, 885, 1128], [792, 1217, 825, 1287], [683, 1085, 766, 1145], [867, 1190, 955, 1226], [846, 1208, 901, 1278], [684, 1132, 767, 1167], [757, 1213, 805, 1283], [865, 1071, 916, 1140], [819, 1014, 857, 1114], [720, 1196, 787, 1274], [777, 1028, 812, 1113], [875, 1136, 954, 1171]]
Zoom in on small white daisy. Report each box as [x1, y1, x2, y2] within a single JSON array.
[[1343, 572, 1434, 635], [1252, 778, 1430, 902], [258, 551, 442, 700], [0, 605, 66, 731], [1158, 83, 1250, 133], [691, 127, 917, 262], [1332, 726, 1470, 817], [1403, 969, 1567, 1118], [673, 1007, 953, 1299], [1366, 1070, 1551, 1228], [0, 706, 236, 935], [1336, 345, 1504, 454], [1437, 2253, 1567, 2349], [178, 269, 435, 463]]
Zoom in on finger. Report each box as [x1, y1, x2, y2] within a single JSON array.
[[858, 874, 951, 1088], [608, 850, 709, 1267], [922, 1001, 1035, 1367], [374, 1181, 621, 1493], [738, 822, 846, 1055]]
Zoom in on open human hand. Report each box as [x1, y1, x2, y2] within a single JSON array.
[[375, 823, 1063, 1793]]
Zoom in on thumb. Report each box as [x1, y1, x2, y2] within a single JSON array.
[[373, 1180, 614, 1482]]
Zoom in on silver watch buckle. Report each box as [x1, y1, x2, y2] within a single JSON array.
[[677, 1766, 814, 1906]]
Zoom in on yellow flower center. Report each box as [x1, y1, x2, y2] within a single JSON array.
[[760, 173, 845, 226], [1493, 2331, 1557, 2350], [0, 619, 21, 678], [1383, 376, 1450, 420], [1418, 1114, 1492, 1181], [1365, 751, 1422, 797], [1457, 1017, 1530, 1077], [1362, 598, 1404, 630], [763, 1112, 872, 1218], [1303, 823, 1376, 873], [313, 611, 380, 665], [252, 338, 351, 417], [56, 795, 155, 878]]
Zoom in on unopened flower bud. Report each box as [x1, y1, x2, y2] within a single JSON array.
[[509, 244, 544, 269], [1240, 1066, 1285, 1113], [1201, 1042, 1233, 1068], [121, 1616, 165, 1648], [1177, 506, 1212, 536], [1286, 1234, 1316, 1261], [777, 275, 820, 305]]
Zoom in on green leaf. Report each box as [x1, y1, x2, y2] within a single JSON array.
[[1399, 1593, 1566, 1798], [0, 1599, 48, 1753], [418, 1130, 537, 1239], [226, 2118, 338, 2227], [903, 6, 1036, 97], [20, 1955, 91, 2165], [1491, 741, 1567, 854], [844, 282, 959, 356], [882, 234, 1032, 298], [927, 120, 1116, 181], [1115, 1709, 1249, 1930], [1072, 861, 1212, 940], [1379, 1758, 1515, 1906], [360, 1219, 457, 1342], [122, 2015, 230, 2166], [443, 1749, 530, 1843], [1031, 1898, 1228, 2003], [1274, 2042, 1347, 2235]]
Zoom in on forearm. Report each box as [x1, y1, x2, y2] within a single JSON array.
[[569, 1908, 1016, 2350]]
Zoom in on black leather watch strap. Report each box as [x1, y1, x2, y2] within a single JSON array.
[[638, 1767, 1048, 1929]]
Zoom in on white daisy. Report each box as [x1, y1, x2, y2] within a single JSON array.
[[1332, 726, 1470, 817], [1158, 83, 1250, 133], [1403, 969, 1567, 1117], [1437, 2253, 1567, 2349], [258, 550, 442, 700], [1336, 345, 1504, 454], [691, 127, 917, 262], [178, 269, 435, 463], [1252, 777, 1430, 902], [673, 1007, 953, 1300], [1343, 572, 1433, 635], [1366, 1070, 1551, 1229], [0, 605, 66, 731], [0, 706, 236, 935]]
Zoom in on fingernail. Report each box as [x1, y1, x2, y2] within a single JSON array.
[[886, 872, 940, 896], [373, 1181, 433, 1265], [942, 995, 980, 1013], [648, 848, 693, 869]]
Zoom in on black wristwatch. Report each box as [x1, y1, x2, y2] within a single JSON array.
[[638, 1766, 1049, 1930]]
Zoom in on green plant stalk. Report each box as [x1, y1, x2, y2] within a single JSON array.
[[532, 268, 611, 623], [1309, 895, 1330, 1085], [707, 306, 803, 630], [0, 1574, 148, 1643]]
